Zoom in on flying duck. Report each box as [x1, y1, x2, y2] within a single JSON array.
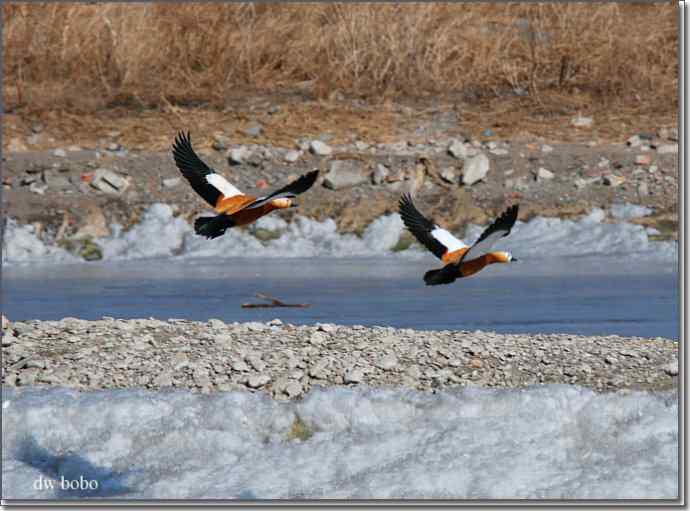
[[172, 131, 319, 239], [399, 193, 519, 285]]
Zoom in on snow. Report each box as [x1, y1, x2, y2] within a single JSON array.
[[2, 384, 678, 499], [2, 203, 677, 266]]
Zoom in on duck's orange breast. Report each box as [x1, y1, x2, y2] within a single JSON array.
[[442, 247, 468, 264]]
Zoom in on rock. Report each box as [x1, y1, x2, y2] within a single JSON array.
[[309, 140, 332, 156], [44, 173, 72, 190], [1, 315, 9, 330], [657, 144, 678, 155], [626, 135, 643, 148], [490, 148, 509, 156], [53, 148, 67, 157], [575, 177, 600, 189], [448, 140, 477, 159], [228, 146, 250, 165], [376, 353, 398, 371], [663, 360, 678, 377], [8, 138, 28, 152], [255, 179, 268, 189], [208, 319, 225, 329], [268, 318, 283, 326], [309, 332, 328, 345], [372, 164, 389, 185], [232, 360, 250, 372], [31, 123, 44, 134], [344, 368, 365, 384], [658, 127, 678, 141], [153, 372, 174, 387], [2, 331, 16, 347], [535, 167, 554, 181], [602, 174, 625, 187], [637, 182, 649, 196], [243, 125, 263, 138], [245, 322, 267, 332], [322, 160, 367, 190], [212, 134, 230, 151], [541, 144, 553, 153], [74, 205, 110, 239], [355, 141, 369, 151], [461, 153, 490, 186], [317, 323, 338, 333], [29, 182, 47, 195], [106, 142, 121, 152], [284, 381, 303, 398], [162, 177, 181, 188], [246, 353, 266, 372], [67, 145, 82, 152], [571, 116, 593, 128], [284, 150, 301, 163], [90, 168, 130, 195], [481, 128, 494, 137], [635, 154, 652, 166], [505, 177, 529, 192], [247, 374, 271, 388], [440, 168, 457, 184]]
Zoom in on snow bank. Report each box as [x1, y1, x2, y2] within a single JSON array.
[[2, 385, 678, 499], [2, 203, 677, 266]]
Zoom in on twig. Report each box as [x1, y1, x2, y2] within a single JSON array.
[[241, 293, 310, 309]]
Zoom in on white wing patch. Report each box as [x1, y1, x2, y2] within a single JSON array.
[[206, 174, 242, 198], [431, 228, 467, 251]]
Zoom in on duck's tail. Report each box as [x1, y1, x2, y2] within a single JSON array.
[[194, 215, 234, 239]]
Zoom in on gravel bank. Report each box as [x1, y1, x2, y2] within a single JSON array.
[[1, 318, 678, 397]]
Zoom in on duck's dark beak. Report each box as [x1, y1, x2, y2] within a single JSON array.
[[290, 201, 299, 208], [511, 257, 519, 262]]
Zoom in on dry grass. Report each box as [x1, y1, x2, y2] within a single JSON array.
[[3, 3, 678, 115]]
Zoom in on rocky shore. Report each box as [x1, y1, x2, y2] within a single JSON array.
[[1, 317, 678, 398], [2, 121, 679, 263]]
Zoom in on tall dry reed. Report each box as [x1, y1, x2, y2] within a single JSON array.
[[3, 3, 678, 113]]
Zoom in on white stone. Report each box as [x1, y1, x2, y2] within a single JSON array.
[[284, 150, 301, 163], [53, 148, 67, 157], [462, 153, 490, 185], [571, 116, 593, 128], [162, 177, 181, 188], [541, 144, 553, 153], [536, 167, 554, 181], [228, 146, 250, 165], [247, 374, 271, 388], [376, 353, 398, 371], [344, 368, 364, 384], [309, 140, 332, 156]]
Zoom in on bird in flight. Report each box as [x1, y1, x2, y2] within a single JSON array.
[[399, 193, 519, 285], [172, 131, 319, 239]]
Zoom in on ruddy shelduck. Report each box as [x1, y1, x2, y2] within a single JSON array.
[[399, 193, 519, 285], [172, 131, 319, 239]]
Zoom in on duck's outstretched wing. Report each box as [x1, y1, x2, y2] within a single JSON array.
[[458, 204, 519, 263], [398, 193, 467, 260], [172, 131, 242, 207], [244, 170, 320, 209]]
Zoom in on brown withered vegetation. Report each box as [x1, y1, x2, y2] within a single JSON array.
[[4, 3, 677, 113]]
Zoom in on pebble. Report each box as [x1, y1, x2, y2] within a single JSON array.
[[228, 147, 250, 165], [657, 144, 678, 155], [635, 154, 652, 166], [323, 160, 367, 190], [372, 164, 389, 185], [376, 354, 398, 371], [162, 177, 181, 188], [0, 320, 677, 397], [602, 174, 625, 187], [571, 116, 593, 128], [53, 148, 67, 157], [309, 140, 332, 156], [247, 374, 271, 388], [284, 150, 301, 163], [536, 167, 554, 181], [440, 168, 457, 184], [243, 125, 263, 138], [212, 135, 230, 151], [344, 368, 365, 384], [626, 135, 643, 148], [541, 144, 553, 153], [663, 360, 678, 377]]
